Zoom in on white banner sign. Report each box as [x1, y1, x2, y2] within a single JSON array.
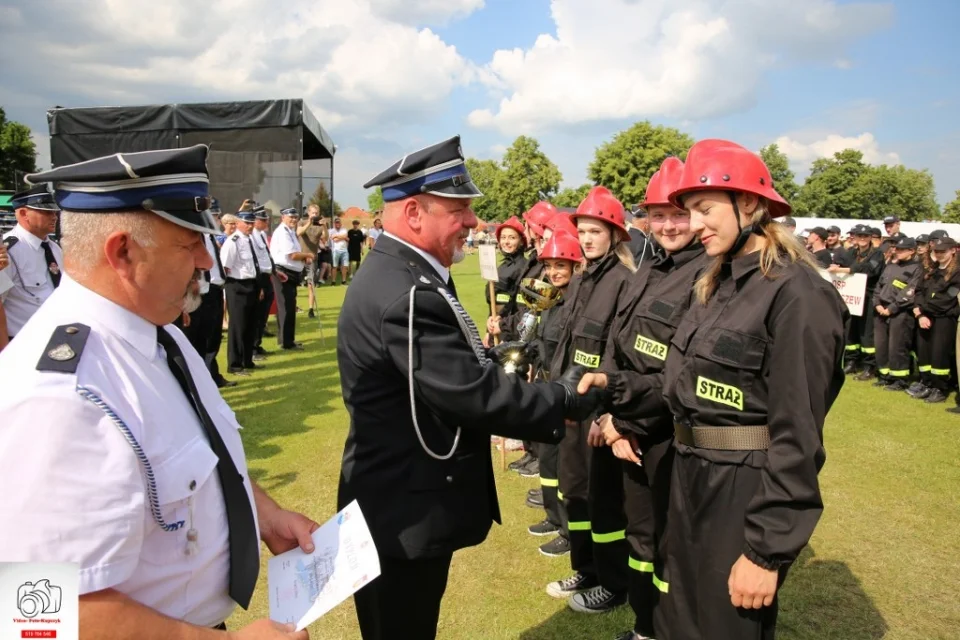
[[479, 244, 499, 282], [819, 270, 868, 317]]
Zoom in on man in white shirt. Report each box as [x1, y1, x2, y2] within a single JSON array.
[[0, 243, 11, 351], [0, 146, 313, 639], [270, 207, 314, 350], [220, 211, 263, 376], [330, 217, 349, 285], [2, 185, 63, 339], [251, 206, 281, 356]]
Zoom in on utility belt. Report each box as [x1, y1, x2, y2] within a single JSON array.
[[225, 277, 256, 284], [276, 265, 303, 284], [673, 422, 770, 451]]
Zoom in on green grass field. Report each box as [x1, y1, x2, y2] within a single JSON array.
[[225, 253, 960, 639]]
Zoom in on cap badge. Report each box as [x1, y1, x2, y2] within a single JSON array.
[[48, 343, 76, 362]]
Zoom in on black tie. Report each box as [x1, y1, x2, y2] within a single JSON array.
[[246, 236, 262, 275], [156, 327, 260, 608], [207, 235, 225, 283], [446, 274, 458, 299], [41, 241, 61, 288]]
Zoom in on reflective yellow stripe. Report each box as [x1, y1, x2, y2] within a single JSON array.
[[878, 368, 890, 375], [931, 368, 951, 376], [652, 573, 670, 593], [592, 530, 626, 543], [495, 293, 511, 303], [633, 334, 668, 361], [889, 369, 910, 377], [540, 477, 559, 487], [569, 521, 591, 531], [919, 365, 932, 372], [696, 376, 744, 411], [861, 347, 876, 354], [845, 344, 861, 351], [573, 350, 601, 368], [628, 558, 654, 573], [892, 279, 907, 289], [557, 490, 564, 501]]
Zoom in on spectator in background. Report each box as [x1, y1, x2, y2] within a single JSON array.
[[884, 215, 903, 239], [780, 215, 797, 234], [347, 219, 366, 278], [807, 227, 833, 267], [330, 217, 349, 285], [367, 218, 383, 249], [298, 204, 325, 316], [218, 213, 237, 244], [626, 205, 659, 267]]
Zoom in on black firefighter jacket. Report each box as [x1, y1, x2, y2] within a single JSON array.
[[337, 235, 565, 560]]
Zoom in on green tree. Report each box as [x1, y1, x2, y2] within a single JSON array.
[[366, 187, 384, 213], [793, 149, 870, 218], [850, 165, 939, 221], [494, 136, 562, 220], [553, 184, 592, 208], [758, 143, 800, 203], [940, 190, 960, 224], [465, 158, 505, 221], [0, 107, 38, 189], [309, 181, 342, 218], [587, 121, 694, 207]]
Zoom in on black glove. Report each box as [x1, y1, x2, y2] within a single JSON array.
[[488, 341, 538, 375], [553, 365, 607, 422]]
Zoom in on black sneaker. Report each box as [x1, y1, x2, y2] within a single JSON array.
[[925, 389, 947, 403], [569, 586, 627, 613], [539, 536, 571, 557], [526, 492, 544, 509], [885, 380, 909, 392], [527, 488, 542, 499], [252, 353, 268, 362], [528, 519, 560, 537], [946, 406, 960, 414], [519, 459, 540, 478], [907, 381, 925, 394], [546, 572, 598, 599], [308, 308, 315, 318], [509, 452, 534, 471], [843, 362, 861, 375], [872, 377, 890, 387], [216, 378, 238, 388], [227, 368, 251, 377], [855, 368, 877, 382], [911, 386, 932, 400]]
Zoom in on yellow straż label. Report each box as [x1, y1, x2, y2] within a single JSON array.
[[892, 279, 907, 290], [696, 376, 744, 411], [634, 334, 668, 361], [495, 293, 512, 303], [573, 350, 600, 368]]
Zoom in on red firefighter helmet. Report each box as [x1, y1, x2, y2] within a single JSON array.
[[572, 186, 630, 241], [667, 139, 791, 217], [544, 212, 578, 238], [522, 201, 559, 237], [495, 215, 526, 245], [642, 156, 685, 208], [538, 230, 583, 262]]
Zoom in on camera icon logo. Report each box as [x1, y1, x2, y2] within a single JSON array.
[[17, 580, 62, 619]]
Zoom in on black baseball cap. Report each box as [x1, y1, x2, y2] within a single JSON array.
[[781, 216, 797, 228], [895, 236, 917, 250], [932, 237, 957, 251], [827, 225, 841, 234], [883, 215, 900, 225], [930, 229, 948, 240], [809, 227, 829, 240], [916, 233, 931, 243], [870, 227, 882, 238]]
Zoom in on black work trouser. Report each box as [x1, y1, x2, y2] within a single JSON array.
[[273, 269, 301, 348], [917, 316, 956, 391], [559, 420, 593, 577], [184, 284, 226, 382], [254, 272, 274, 348], [354, 553, 452, 640], [655, 448, 786, 640], [874, 313, 914, 380], [226, 278, 258, 369], [589, 443, 629, 594], [845, 302, 876, 369], [536, 441, 565, 532], [624, 436, 674, 638]]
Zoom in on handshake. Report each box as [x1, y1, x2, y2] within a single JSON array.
[[489, 341, 605, 422]]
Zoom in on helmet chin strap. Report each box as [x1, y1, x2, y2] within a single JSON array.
[[726, 191, 764, 258]]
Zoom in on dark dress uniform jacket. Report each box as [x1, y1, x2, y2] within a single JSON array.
[[872, 258, 922, 314], [662, 253, 848, 566], [849, 246, 885, 293], [601, 243, 708, 441], [484, 248, 526, 312], [498, 252, 544, 341], [337, 235, 565, 560], [916, 266, 960, 318]]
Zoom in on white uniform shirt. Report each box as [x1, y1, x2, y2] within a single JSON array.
[[219, 231, 260, 280], [0, 269, 12, 299], [270, 223, 304, 272], [0, 274, 259, 627], [2, 224, 63, 335], [252, 229, 273, 274]]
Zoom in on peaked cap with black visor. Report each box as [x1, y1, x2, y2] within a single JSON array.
[[11, 185, 61, 212], [668, 139, 791, 257], [363, 135, 483, 202], [24, 145, 219, 234]]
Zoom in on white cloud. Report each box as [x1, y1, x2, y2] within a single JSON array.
[[469, 0, 893, 133], [774, 132, 900, 170], [1, 0, 477, 133]]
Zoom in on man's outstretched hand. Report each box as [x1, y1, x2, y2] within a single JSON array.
[[554, 365, 606, 422]]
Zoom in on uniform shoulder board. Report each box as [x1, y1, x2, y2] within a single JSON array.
[[36, 323, 91, 374], [231, 234, 240, 242], [2, 236, 18, 249]]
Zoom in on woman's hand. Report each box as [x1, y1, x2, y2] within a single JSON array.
[[596, 413, 621, 445], [587, 420, 605, 447], [919, 316, 932, 330], [486, 315, 501, 336], [728, 554, 778, 610], [611, 434, 641, 464]]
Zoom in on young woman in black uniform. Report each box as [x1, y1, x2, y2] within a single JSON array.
[[578, 157, 709, 640], [656, 139, 847, 639], [545, 186, 635, 614], [485, 215, 528, 326], [909, 236, 960, 404]]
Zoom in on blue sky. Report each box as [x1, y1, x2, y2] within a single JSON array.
[[1, 0, 957, 210]]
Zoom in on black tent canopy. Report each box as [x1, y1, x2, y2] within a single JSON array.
[[47, 99, 336, 216]]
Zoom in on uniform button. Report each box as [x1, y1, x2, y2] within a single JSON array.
[[445, 475, 454, 483], [65, 326, 78, 335], [553, 429, 562, 439], [189, 480, 197, 491]]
